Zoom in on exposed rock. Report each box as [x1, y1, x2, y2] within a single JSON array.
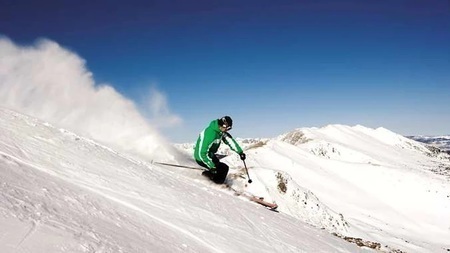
[[279, 130, 311, 145]]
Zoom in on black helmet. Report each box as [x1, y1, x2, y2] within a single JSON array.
[[219, 116, 233, 129]]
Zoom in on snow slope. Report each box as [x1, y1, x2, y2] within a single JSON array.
[[271, 126, 450, 251], [0, 108, 368, 253], [177, 125, 450, 252]]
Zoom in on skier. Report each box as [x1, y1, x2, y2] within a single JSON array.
[[194, 116, 246, 184]]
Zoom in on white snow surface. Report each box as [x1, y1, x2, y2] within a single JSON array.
[[177, 126, 450, 252], [272, 126, 450, 251], [0, 108, 371, 253]]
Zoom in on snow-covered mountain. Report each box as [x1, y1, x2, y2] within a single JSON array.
[[408, 135, 450, 154], [2, 107, 450, 252], [177, 125, 450, 253], [1, 108, 375, 253]]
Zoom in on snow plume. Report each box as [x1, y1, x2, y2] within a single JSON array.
[[144, 86, 182, 128], [0, 37, 178, 161]]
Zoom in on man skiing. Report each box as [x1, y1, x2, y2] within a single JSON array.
[[194, 116, 246, 184]]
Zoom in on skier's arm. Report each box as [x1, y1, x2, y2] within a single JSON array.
[[197, 129, 216, 169], [222, 132, 243, 154]]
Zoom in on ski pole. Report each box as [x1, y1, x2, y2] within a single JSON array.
[[242, 159, 253, 184], [152, 161, 203, 170]]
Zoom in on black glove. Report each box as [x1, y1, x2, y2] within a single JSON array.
[[239, 152, 246, 161]]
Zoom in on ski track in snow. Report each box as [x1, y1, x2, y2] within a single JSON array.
[[16, 220, 38, 249], [79, 184, 223, 253]]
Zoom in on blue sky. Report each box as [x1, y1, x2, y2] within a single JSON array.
[[1, 0, 449, 142]]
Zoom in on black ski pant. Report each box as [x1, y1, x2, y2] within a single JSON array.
[[196, 155, 229, 184]]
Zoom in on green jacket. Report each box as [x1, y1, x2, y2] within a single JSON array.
[[194, 119, 243, 169]]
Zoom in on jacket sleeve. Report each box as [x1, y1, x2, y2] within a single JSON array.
[[197, 128, 216, 169], [222, 132, 243, 154]]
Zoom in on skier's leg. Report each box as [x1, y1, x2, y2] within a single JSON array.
[[195, 160, 215, 179], [212, 162, 229, 184], [196, 160, 208, 169]]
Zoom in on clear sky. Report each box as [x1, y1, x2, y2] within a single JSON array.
[[1, 0, 449, 143]]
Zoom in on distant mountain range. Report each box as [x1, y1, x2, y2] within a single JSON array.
[[407, 135, 450, 154]]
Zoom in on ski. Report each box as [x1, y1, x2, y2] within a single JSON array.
[[248, 195, 279, 211], [239, 192, 279, 211], [225, 185, 279, 211]]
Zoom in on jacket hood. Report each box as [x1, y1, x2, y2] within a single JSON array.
[[209, 119, 221, 133]]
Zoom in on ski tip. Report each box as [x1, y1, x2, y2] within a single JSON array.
[[266, 203, 279, 212], [270, 204, 279, 210]]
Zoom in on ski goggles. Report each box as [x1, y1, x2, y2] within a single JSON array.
[[221, 124, 232, 131]]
